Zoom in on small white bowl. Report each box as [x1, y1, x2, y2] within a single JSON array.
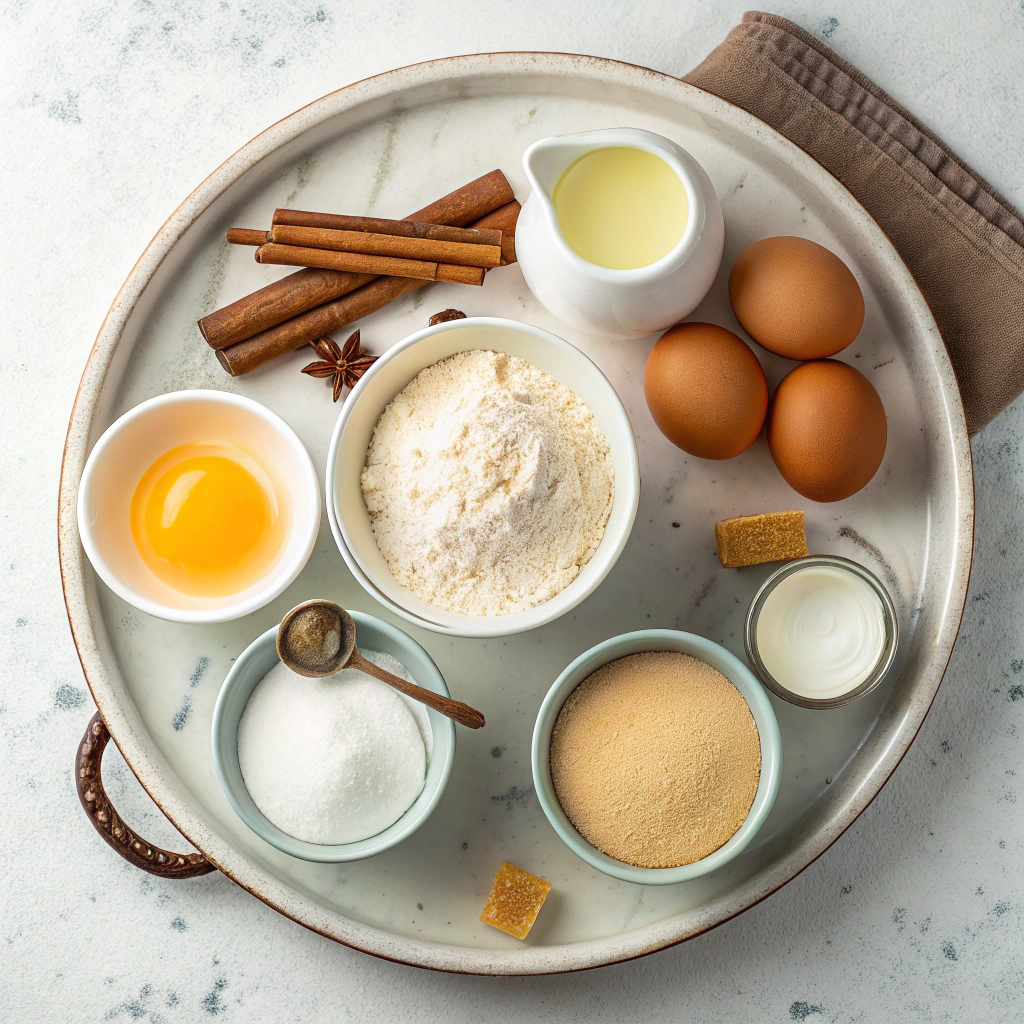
[[78, 390, 320, 623], [326, 317, 640, 639]]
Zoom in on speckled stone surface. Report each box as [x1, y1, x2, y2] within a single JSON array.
[[3, 1, 1023, 1020]]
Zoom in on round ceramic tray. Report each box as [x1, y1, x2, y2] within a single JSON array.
[[59, 53, 973, 974]]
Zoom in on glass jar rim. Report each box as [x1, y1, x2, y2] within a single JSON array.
[[744, 555, 899, 710]]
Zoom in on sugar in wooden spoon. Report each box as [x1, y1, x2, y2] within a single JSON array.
[[276, 600, 485, 729]]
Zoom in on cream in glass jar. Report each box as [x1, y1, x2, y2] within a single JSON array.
[[745, 556, 898, 708]]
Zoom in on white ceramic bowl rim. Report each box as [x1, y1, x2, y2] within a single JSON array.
[[325, 316, 641, 638], [531, 629, 783, 885], [77, 389, 321, 624], [522, 127, 707, 284], [210, 610, 457, 863]]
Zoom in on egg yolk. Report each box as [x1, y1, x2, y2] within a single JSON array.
[[130, 442, 284, 597]]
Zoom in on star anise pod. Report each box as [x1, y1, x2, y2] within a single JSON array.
[[301, 330, 377, 402]]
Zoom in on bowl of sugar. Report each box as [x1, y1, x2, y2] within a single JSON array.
[[532, 629, 782, 884], [212, 610, 456, 862]]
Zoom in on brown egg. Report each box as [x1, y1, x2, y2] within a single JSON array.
[[729, 236, 865, 359], [644, 322, 768, 460], [768, 360, 886, 502]]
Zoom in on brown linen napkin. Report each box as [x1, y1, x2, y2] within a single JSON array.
[[683, 11, 1024, 435]]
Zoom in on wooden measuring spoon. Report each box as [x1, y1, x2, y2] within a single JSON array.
[[276, 600, 485, 729]]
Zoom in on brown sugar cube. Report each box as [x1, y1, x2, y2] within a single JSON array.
[[479, 861, 552, 940], [715, 510, 809, 568]]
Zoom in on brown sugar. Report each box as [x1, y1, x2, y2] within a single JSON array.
[[715, 510, 808, 568], [479, 861, 552, 940], [549, 652, 761, 869]]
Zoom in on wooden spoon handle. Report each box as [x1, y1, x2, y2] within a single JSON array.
[[349, 650, 485, 729]]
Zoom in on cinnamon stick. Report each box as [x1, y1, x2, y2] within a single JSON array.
[[271, 211, 502, 247], [268, 224, 502, 268], [216, 277, 424, 376], [252, 242, 483, 285], [435, 264, 486, 285], [199, 267, 377, 349], [198, 169, 513, 349], [255, 242, 441, 281], [226, 228, 270, 246], [472, 200, 520, 265], [216, 199, 521, 376], [405, 169, 513, 225]]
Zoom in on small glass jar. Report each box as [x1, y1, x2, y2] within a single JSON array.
[[744, 555, 899, 709]]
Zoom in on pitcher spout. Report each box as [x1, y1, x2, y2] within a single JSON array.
[[522, 133, 600, 214]]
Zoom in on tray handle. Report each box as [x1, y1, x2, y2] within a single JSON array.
[[77, 712, 216, 878]]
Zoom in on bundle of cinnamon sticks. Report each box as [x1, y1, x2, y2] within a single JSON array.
[[199, 170, 520, 376]]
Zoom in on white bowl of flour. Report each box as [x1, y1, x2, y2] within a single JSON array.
[[326, 317, 640, 638]]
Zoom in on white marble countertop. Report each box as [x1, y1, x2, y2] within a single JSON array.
[[3, 1, 1022, 1019]]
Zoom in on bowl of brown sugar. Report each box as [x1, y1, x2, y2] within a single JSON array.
[[531, 630, 782, 884]]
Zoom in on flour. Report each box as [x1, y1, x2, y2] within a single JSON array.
[[361, 349, 614, 616]]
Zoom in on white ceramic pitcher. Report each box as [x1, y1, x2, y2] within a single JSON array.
[[516, 128, 725, 340]]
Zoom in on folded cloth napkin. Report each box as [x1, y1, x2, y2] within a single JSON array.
[[683, 11, 1024, 435]]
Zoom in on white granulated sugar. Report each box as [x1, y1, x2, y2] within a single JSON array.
[[360, 349, 615, 616], [238, 654, 427, 846]]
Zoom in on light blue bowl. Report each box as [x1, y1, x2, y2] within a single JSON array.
[[532, 629, 782, 885], [212, 610, 456, 863]]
